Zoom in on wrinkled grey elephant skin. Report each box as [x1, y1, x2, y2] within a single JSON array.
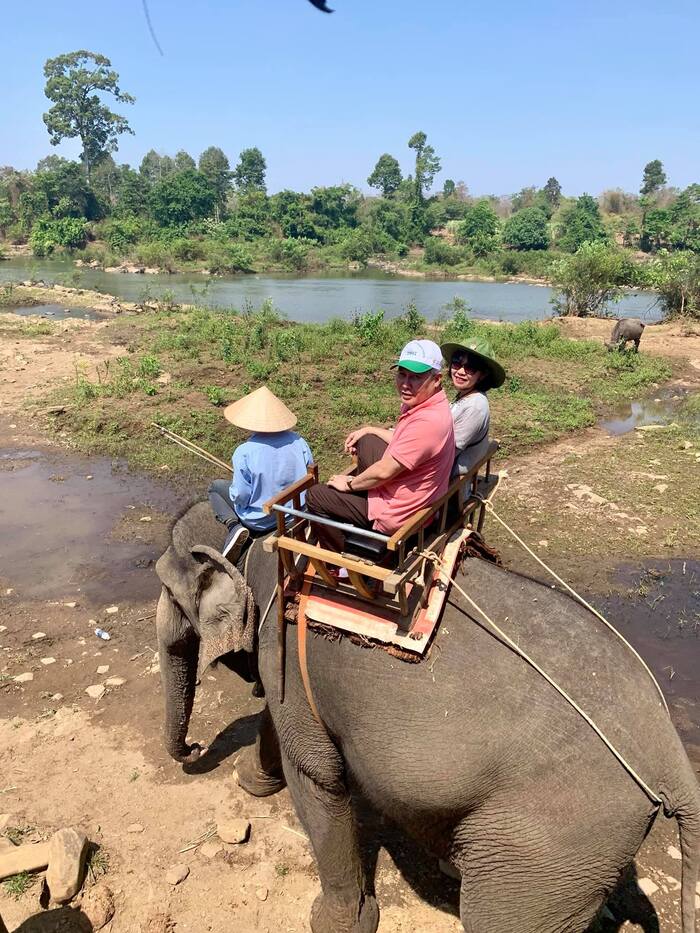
[[606, 317, 645, 352], [155, 502, 700, 933]]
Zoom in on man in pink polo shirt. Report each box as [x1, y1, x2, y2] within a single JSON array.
[[306, 339, 455, 552]]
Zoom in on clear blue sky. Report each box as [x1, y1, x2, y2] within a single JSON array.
[[2, 0, 698, 197]]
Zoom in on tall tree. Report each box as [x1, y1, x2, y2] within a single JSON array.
[[543, 177, 562, 208], [407, 131, 441, 202], [42, 50, 134, 184], [367, 154, 402, 197], [174, 150, 196, 173], [640, 160, 667, 197], [233, 147, 266, 194], [139, 150, 174, 184], [199, 146, 232, 218], [442, 179, 456, 198], [557, 194, 607, 253], [148, 169, 215, 226]]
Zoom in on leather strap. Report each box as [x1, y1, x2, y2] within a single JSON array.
[[296, 573, 327, 731]]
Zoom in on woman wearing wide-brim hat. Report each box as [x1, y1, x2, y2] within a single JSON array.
[[208, 386, 313, 562], [439, 338, 506, 475]]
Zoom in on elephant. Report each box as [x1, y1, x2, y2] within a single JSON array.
[[155, 501, 700, 933], [606, 318, 645, 352]]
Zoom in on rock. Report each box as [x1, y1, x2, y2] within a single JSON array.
[[0, 814, 11, 832], [46, 827, 88, 903], [40, 657, 57, 666], [156, 372, 172, 385], [104, 606, 119, 615], [14, 672, 34, 683], [165, 863, 190, 886], [79, 883, 115, 930], [105, 677, 126, 687], [85, 684, 106, 700], [64, 602, 77, 609], [216, 819, 251, 845], [199, 840, 222, 860], [653, 483, 668, 494], [139, 516, 152, 523], [0, 624, 7, 631], [681, 440, 693, 449], [52, 693, 64, 701], [667, 844, 682, 860], [32, 632, 47, 640], [637, 877, 658, 897], [44, 406, 66, 416], [96, 665, 110, 675], [126, 823, 144, 834], [255, 887, 268, 902]]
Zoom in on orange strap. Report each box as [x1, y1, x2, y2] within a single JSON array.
[[297, 574, 327, 730]]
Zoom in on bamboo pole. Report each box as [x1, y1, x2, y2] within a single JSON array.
[[151, 423, 232, 473]]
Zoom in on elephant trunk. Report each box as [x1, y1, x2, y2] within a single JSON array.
[[156, 588, 202, 764]]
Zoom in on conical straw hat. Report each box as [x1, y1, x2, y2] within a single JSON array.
[[223, 385, 297, 433]]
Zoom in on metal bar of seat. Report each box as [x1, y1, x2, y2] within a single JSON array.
[[271, 504, 390, 544]]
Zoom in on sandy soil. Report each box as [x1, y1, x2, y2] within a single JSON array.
[[0, 298, 699, 932]]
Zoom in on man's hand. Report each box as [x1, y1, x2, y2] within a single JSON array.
[[344, 428, 367, 454], [327, 474, 353, 492]]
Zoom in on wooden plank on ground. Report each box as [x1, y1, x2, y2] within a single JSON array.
[[0, 842, 50, 880]]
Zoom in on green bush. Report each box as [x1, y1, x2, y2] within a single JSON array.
[[102, 216, 141, 254], [208, 243, 255, 274], [29, 216, 87, 256], [502, 207, 550, 251], [204, 385, 227, 406], [134, 241, 177, 272], [423, 237, 463, 266]]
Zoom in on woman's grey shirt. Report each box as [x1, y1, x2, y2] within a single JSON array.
[[450, 391, 490, 475]]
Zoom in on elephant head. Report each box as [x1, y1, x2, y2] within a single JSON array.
[[154, 503, 258, 762]]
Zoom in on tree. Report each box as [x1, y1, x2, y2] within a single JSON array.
[[139, 150, 175, 184], [148, 169, 216, 225], [557, 194, 607, 253], [33, 158, 101, 219], [442, 179, 456, 198], [407, 131, 441, 202], [668, 185, 700, 253], [550, 242, 631, 316], [456, 201, 500, 256], [503, 207, 550, 251], [199, 146, 232, 218], [233, 147, 266, 194], [640, 160, 667, 197], [367, 154, 402, 197], [270, 190, 320, 240], [310, 184, 359, 233], [543, 177, 562, 209], [648, 251, 700, 318], [42, 50, 134, 184], [174, 150, 196, 173]]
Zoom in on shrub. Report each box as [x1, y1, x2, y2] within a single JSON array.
[[204, 385, 227, 406], [648, 251, 700, 319], [550, 242, 631, 317], [352, 309, 385, 344], [423, 237, 463, 266], [102, 216, 141, 254], [502, 207, 550, 251], [208, 243, 255, 274], [29, 216, 87, 256]]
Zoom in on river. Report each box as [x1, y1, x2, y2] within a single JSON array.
[[0, 256, 662, 324]]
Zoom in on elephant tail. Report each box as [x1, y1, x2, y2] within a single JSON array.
[[674, 776, 700, 933]]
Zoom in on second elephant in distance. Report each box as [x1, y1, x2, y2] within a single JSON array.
[[155, 502, 700, 933], [607, 317, 645, 352]]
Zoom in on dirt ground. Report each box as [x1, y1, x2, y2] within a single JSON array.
[[1, 297, 699, 932]]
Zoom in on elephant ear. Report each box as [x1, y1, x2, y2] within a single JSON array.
[[191, 545, 257, 676]]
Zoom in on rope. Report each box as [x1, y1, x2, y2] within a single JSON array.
[[420, 547, 662, 806], [475, 496, 669, 715]]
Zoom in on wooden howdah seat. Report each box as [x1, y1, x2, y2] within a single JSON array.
[[262, 441, 500, 655]]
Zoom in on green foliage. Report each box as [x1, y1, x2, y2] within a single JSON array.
[[423, 236, 464, 265], [557, 194, 608, 253], [204, 385, 227, 406], [456, 201, 500, 256], [352, 309, 385, 345], [30, 216, 88, 255], [42, 50, 134, 180], [174, 150, 196, 172], [102, 215, 141, 253], [502, 207, 550, 251], [208, 242, 255, 274], [648, 251, 700, 319], [149, 170, 216, 226], [3, 872, 36, 900], [399, 301, 426, 334], [543, 177, 562, 208], [233, 147, 266, 194], [550, 242, 632, 317], [640, 159, 667, 196], [407, 131, 441, 203], [367, 154, 403, 197], [139, 150, 174, 184]]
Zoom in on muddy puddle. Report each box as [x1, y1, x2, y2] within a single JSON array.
[[3, 303, 103, 321], [0, 446, 191, 606], [598, 559, 700, 763], [600, 386, 699, 435]]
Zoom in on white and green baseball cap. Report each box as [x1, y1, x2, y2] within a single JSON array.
[[392, 339, 443, 374]]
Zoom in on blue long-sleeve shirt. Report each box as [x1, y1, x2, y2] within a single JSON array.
[[230, 431, 313, 531]]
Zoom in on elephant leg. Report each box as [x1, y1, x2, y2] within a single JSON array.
[[236, 704, 286, 797], [156, 587, 201, 764], [283, 760, 379, 933]]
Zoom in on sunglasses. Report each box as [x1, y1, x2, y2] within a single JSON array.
[[450, 354, 482, 373]]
